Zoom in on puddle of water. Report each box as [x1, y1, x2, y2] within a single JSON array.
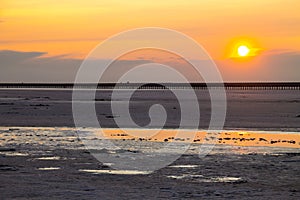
[[167, 174, 203, 179], [103, 163, 114, 166], [1, 152, 29, 156], [167, 174, 244, 183], [35, 156, 61, 160], [37, 167, 61, 170], [211, 177, 243, 183], [268, 153, 285, 156], [79, 169, 152, 175]]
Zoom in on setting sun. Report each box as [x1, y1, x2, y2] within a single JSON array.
[[238, 45, 250, 57], [227, 38, 261, 59]]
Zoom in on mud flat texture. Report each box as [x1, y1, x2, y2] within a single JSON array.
[[0, 89, 300, 199], [0, 89, 299, 130], [0, 127, 300, 199]]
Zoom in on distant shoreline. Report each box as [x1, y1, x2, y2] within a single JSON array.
[[0, 82, 300, 90]]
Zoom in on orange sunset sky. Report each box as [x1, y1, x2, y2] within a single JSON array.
[[0, 0, 300, 82]]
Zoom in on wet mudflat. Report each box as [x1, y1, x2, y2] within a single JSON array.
[[0, 128, 300, 199], [1, 146, 300, 199]]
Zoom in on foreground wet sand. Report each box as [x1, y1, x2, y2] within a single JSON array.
[[0, 127, 300, 199], [1, 148, 300, 199]]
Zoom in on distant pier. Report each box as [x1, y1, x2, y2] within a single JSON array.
[[0, 82, 299, 90]]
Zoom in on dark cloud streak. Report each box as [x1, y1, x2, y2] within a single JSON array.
[[0, 37, 107, 44], [0, 49, 299, 83]]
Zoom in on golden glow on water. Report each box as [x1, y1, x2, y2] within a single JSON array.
[[95, 128, 300, 148], [0, 127, 299, 149]]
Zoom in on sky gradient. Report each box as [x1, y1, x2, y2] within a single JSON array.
[[1, 0, 300, 82]]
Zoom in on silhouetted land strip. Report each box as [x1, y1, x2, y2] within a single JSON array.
[[0, 82, 299, 90]]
